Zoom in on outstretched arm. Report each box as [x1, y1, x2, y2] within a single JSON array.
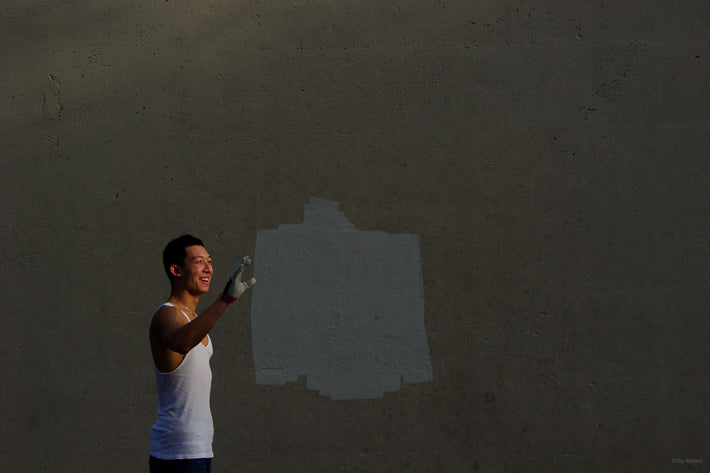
[[150, 257, 256, 370], [153, 299, 231, 355]]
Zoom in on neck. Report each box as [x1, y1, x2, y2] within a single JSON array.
[[168, 288, 200, 313]]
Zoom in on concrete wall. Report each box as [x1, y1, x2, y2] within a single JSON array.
[[2, 1, 708, 471]]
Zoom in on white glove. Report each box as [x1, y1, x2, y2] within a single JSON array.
[[220, 256, 256, 303]]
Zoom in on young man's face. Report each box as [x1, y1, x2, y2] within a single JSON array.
[[174, 245, 213, 294]]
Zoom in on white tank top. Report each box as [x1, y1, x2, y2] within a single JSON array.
[[150, 303, 214, 460]]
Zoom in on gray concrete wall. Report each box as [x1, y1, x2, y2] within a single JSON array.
[[2, 1, 709, 471]]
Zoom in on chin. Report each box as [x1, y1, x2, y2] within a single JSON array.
[[189, 285, 210, 296]]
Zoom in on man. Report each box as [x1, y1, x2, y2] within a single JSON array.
[[149, 234, 255, 473]]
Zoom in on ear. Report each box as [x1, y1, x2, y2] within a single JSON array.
[[170, 264, 183, 279]]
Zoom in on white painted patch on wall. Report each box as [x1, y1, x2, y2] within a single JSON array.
[[250, 198, 433, 400]]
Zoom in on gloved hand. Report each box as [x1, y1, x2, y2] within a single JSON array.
[[220, 256, 256, 303]]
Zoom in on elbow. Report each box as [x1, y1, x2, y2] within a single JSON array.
[[166, 337, 193, 355], [174, 345, 191, 355], [175, 341, 195, 355]]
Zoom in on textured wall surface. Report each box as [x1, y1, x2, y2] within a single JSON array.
[[1, 1, 709, 472]]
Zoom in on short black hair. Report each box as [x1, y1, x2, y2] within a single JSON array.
[[163, 234, 204, 285]]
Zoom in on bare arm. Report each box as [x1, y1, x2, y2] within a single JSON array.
[[150, 299, 230, 372], [158, 299, 229, 354], [150, 256, 256, 372]]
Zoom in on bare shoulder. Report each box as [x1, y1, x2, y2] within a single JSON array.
[[150, 305, 188, 339], [149, 304, 190, 371], [152, 304, 180, 321]]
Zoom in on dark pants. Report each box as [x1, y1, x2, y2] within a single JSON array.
[[149, 456, 212, 473]]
